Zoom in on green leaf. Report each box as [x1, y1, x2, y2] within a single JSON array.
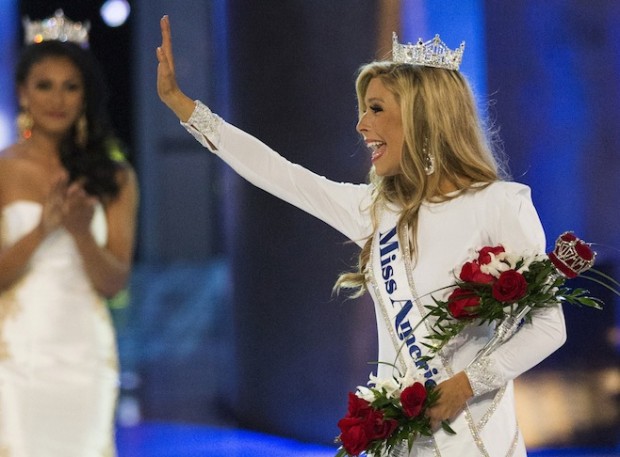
[[576, 297, 603, 309], [441, 420, 457, 435]]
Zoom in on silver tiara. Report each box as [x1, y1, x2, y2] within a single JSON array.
[[392, 33, 465, 71], [23, 9, 90, 47]]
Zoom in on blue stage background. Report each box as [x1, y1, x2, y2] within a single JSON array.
[[4, 0, 620, 453]]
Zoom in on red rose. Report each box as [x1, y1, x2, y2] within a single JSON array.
[[338, 416, 371, 456], [459, 261, 495, 284], [492, 270, 527, 302], [371, 414, 398, 440], [338, 403, 397, 455], [338, 393, 374, 455], [345, 392, 372, 418], [477, 245, 505, 265], [447, 288, 481, 319], [400, 382, 427, 418]]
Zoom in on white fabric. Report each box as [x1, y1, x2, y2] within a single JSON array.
[[0, 201, 118, 457], [182, 101, 567, 456]]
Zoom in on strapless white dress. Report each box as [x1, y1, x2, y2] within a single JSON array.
[[0, 201, 118, 457]]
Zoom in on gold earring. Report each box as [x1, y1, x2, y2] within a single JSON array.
[[76, 114, 88, 147], [17, 110, 34, 140]]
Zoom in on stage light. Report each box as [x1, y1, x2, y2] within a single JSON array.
[[100, 0, 131, 27]]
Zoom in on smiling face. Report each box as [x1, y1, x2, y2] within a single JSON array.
[[356, 77, 404, 177], [19, 56, 85, 140]]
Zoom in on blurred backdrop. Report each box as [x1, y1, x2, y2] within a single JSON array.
[[2, 0, 619, 450]]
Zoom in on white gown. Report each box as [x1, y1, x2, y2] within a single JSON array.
[[180, 101, 567, 456], [0, 201, 118, 457]]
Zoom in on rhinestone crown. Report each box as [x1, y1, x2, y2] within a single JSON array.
[[23, 10, 90, 47], [392, 33, 465, 71], [548, 232, 596, 279]]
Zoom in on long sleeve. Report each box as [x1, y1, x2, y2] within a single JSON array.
[[465, 183, 567, 396], [181, 100, 373, 245]]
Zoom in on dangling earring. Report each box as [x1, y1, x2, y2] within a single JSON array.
[[423, 138, 435, 175], [424, 153, 435, 175], [17, 109, 34, 141], [76, 114, 88, 147]]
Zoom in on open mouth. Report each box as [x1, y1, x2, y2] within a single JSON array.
[[367, 141, 386, 162]]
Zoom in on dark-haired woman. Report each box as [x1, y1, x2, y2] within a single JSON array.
[[0, 35, 138, 456]]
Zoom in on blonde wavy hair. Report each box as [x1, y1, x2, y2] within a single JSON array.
[[335, 62, 506, 296]]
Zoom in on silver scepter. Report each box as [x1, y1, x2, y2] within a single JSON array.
[[466, 305, 532, 367]]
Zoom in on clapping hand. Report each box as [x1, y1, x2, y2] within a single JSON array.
[[40, 173, 68, 236], [62, 179, 97, 239]]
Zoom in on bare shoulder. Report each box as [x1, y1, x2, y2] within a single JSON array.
[[0, 145, 30, 204], [0, 144, 22, 161], [114, 162, 138, 191], [0, 144, 26, 173], [106, 162, 138, 210], [104, 163, 138, 224]]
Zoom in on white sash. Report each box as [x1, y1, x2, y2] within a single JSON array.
[[366, 219, 522, 456], [367, 222, 442, 387]]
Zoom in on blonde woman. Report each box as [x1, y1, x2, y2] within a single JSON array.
[[157, 15, 565, 457]]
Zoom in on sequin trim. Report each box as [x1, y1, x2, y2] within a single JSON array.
[[402, 229, 523, 456], [183, 100, 222, 149], [507, 426, 521, 457], [476, 386, 506, 430], [368, 229, 441, 457], [465, 357, 505, 397], [367, 223, 521, 455], [396, 228, 442, 457], [368, 235, 408, 375], [402, 227, 482, 457]]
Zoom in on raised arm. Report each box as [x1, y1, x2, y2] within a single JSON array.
[[156, 15, 195, 123], [154, 16, 373, 243]]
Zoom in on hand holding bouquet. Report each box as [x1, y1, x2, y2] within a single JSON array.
[[336, 367, 449, 457], [335, 232, 617, 456]]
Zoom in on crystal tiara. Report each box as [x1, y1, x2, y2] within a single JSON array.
[[23, 9, 90, 47], [392, 32, 465, 71]]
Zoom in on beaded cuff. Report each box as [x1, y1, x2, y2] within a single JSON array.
[[464, 356, 505, 397], [181, 100, 222, 150]]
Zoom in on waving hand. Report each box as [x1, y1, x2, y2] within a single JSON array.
[[156, 15, 196, 122]]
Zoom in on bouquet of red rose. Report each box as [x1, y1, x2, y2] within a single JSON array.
[[335, 232, 617, 456], [335, 367, 449, 457], [422, 232, 617, 360]]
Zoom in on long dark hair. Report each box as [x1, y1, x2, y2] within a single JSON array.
[[16, 40, 125, 200]]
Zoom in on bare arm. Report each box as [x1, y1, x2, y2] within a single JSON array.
[[66, 167, 139, 298], [0, 226, 46, 291], [0, 176, 66, 291], [156, 15, 195, 122]]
